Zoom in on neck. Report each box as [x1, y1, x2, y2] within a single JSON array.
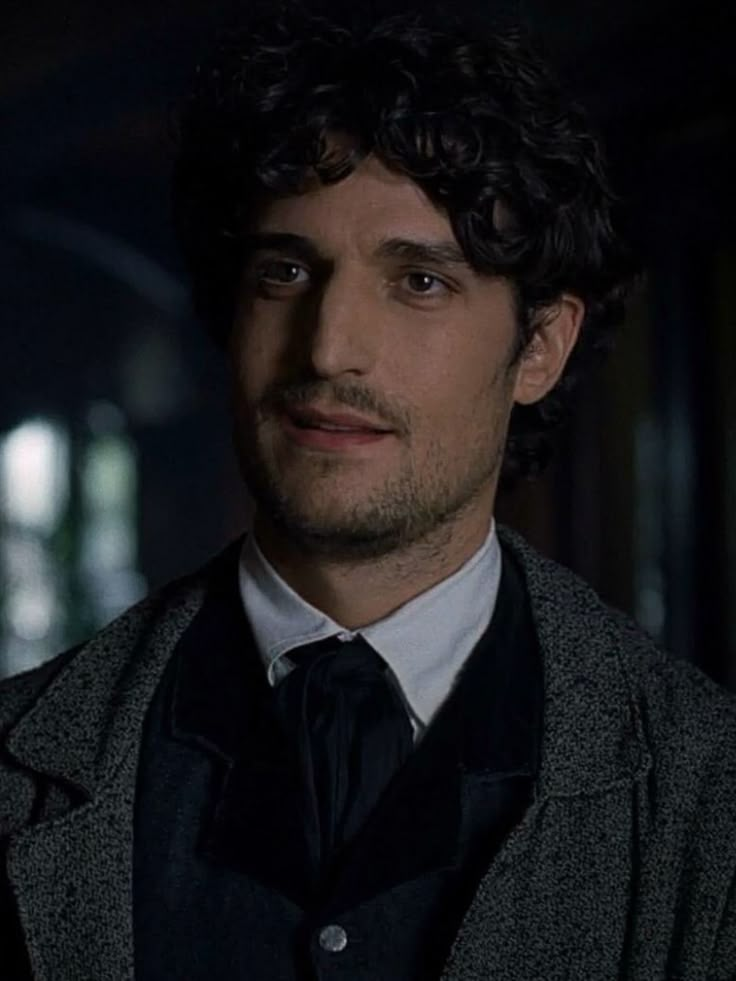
[[252, 509, 495, 629]]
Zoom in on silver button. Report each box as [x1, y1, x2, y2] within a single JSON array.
[[319, 924, 348, 952]]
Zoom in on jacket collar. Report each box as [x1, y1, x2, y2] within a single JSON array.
[[3, 527, 651, 805], [4, 557, 216, 801], [497, 526, 652, 797]]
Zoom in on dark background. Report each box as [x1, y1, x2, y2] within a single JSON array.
[[1, 0, 734, 682]]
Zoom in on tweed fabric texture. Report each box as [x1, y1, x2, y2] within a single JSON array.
[[1, 527, 736, 979]]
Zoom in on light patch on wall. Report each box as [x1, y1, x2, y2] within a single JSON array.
[[0, 419, 69, 532], [79, 409, 146, 625], [0, 418, 68, 675]]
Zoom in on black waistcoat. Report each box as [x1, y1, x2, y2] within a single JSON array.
[[133, 542, 542, 980]]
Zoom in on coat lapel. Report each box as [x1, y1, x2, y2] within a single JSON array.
[[6, 751, 140, 980], [440, 781, 646, 979], [440, 526, 653, 979], [3, 564, 211, 980]]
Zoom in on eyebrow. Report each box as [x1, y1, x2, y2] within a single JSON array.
[[242, 232, 469, 269], [374, 237, 469, 267]]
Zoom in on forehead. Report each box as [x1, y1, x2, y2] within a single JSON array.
[[254, 155, 455, 247]]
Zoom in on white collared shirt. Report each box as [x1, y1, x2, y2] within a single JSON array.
[[238, 518, 502, 740]]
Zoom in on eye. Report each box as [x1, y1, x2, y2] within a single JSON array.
[[402, 271, 451, 296], [256, 259, 310, 286]]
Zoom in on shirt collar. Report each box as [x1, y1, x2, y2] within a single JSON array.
[[238, 518, 502, 729]]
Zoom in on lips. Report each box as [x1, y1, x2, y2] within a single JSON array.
[[292, 419, 379, 433], [303, 424, 363, 432], [285, 407, 392, 433], [282, 411, 391, 455]]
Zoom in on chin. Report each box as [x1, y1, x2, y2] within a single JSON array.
[[258, 499, 408, 558]]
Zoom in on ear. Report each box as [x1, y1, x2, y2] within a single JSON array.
[[512, 294, 585, 406]]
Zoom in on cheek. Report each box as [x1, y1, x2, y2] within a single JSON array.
[[231, 317, 282, 399], [429, 355, 515, 448], [402, 364, 477, 451]]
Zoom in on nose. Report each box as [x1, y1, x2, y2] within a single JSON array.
[[305, 267, 381, 378]]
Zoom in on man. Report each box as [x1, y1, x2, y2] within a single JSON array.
[[2, 3, 736, 979]]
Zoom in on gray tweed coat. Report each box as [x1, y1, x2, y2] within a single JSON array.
[[2, 526, 736, 980]]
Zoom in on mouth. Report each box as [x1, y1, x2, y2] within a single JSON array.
[[288, 416, 387, 434], [280, 412, 394, 450], [285, 405, 393, 433]]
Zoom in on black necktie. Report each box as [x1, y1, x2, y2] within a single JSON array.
[[273, 635, 413, 878]]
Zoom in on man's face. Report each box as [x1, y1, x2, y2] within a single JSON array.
[[229, 155, 527, 561]]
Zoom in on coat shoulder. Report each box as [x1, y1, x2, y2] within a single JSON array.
[[499, 523, 736, 763], [0, 539, 243, 745], [603, 599, 736, 779], [0, 646, 81, 737]]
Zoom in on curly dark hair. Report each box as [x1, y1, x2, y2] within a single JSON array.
[[172, 0, 638, 484]]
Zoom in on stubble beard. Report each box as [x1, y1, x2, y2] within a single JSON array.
[[232, 408, 506, 564]]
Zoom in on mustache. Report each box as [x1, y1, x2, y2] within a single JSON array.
[[265, 382, 404, 434]]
